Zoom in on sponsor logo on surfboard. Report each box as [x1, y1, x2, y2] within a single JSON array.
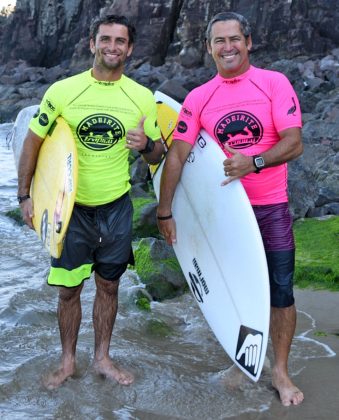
[[235, 325, 263, 377], [66, 153, 73, 193], [77, 114, 125, 151], [40, 209, 50, 247], [214, 111, 263, 149], [186, 152, 195, 163], [197, 134, 206, 148], [189, 258, 209, 303]]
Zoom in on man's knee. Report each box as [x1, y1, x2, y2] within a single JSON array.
[[58, 283, 83, 302], [95, 273, 120, 296]]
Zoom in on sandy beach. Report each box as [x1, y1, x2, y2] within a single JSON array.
[[231, 289, 339, 420]]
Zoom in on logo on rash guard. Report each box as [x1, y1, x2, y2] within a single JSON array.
[[77, 114, 125, 151], [39, 113, 49, 126], [45, 99, 56, 113], [214, 111, 263, 149], [177, 120, 188, 133], [182, 107, 193, 118]]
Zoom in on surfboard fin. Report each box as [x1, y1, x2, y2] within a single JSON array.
[[55, 221, 62, 233]]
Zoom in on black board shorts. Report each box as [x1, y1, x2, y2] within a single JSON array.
[[48, 193, 134, 287]]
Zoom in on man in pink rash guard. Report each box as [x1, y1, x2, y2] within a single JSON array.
[[157, 12, 304, 407]]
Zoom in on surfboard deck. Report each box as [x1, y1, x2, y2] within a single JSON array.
[[11, 107, 78, 258], [151, 91, 270, 382]]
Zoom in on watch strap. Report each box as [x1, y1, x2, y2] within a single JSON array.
[[139, 137, 155, 154], [253, 155, 265, 174], [17, 194, 31, 204]]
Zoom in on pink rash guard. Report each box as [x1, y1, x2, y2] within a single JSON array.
[[173, 65, 302, 205]]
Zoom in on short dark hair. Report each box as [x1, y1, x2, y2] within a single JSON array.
[[90, 15, 136, 45], [205, 12, 251, 43]]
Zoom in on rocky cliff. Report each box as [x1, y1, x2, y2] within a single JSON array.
[[0, 0, 338, 219], [1, 0, 338, 69]]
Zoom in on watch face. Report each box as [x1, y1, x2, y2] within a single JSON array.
[[254, 156, 265, 168]]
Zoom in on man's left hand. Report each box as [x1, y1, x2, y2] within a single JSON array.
[[125, 116, 148, 152], [221, 143, 255, 186]]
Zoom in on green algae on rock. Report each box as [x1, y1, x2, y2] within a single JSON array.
[[5, 207, 24, 225], [134, 237, 187, 301]]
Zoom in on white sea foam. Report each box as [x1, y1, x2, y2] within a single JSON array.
[[296, 310, 336, 358]]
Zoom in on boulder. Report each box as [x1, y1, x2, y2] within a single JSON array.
[[134, 237, 186, 300]]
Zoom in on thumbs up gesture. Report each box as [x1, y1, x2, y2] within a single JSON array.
[[221, 143, 255, 186], [126, 116, 148, 151]]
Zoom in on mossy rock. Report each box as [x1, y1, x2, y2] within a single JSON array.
[[128, 150, 138, 165], [134, 237, 186, 301], [145, 319, 174, 338], [132, 196, 160, 239], [135, 289, 152, 311], [5, 207, 24, 226], [294, 216, 339, 291], [135, 296, 151, 311], [129, 154, 149, 184]]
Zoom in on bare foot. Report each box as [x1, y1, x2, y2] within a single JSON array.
[[93, 358, 134, 385], [272, 368, 304, 406], [43, 364, 75, 390]]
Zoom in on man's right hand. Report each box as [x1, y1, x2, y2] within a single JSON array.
[[20, 198, 34, 229], [157, 217, 177, 245]]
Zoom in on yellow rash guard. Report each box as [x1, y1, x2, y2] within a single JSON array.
[[30, 69, 160, 205]]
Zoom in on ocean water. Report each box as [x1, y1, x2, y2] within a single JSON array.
[[0, 122, 335, 419]]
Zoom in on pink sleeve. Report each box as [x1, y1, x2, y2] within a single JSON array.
[[173, 91, 202, 145], [271, 73, 302, 132]]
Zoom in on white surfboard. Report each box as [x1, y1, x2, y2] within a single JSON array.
[[11, 105, 39, 170], [151, 91, 270, 382]]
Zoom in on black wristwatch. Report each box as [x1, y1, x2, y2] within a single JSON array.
[[139, 137, 155, 154], [253, 155, 265, 173], [17, 194, 31, 204]]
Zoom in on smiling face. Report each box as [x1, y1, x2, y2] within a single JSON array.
[[90, 23, 133, 81], [206, 20, 252, 79]]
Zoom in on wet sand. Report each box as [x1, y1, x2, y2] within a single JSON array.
[[232, 289, 339, 420]]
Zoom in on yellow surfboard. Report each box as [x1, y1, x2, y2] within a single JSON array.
[[148, 100, 178, 177], [11, 106, 78, 258], [30, 117, 78, 258]]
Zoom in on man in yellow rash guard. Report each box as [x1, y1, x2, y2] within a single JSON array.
[[17, 15, 164, 389]]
